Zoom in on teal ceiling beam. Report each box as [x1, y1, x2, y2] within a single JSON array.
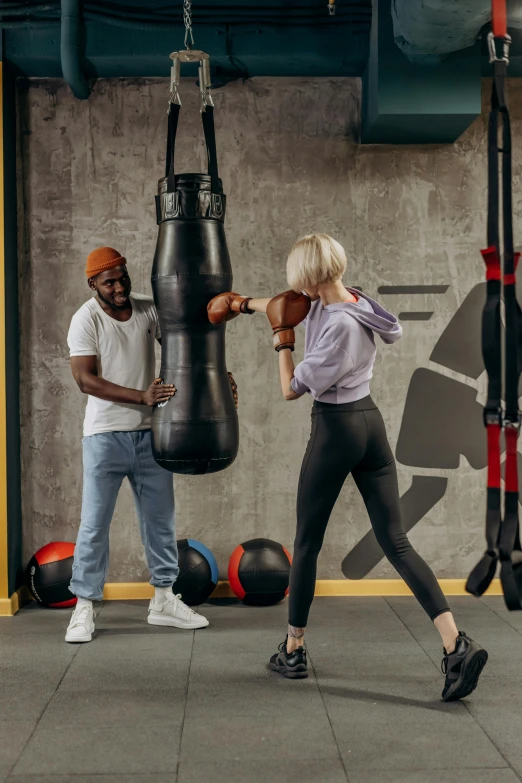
[[3, 21, 369, 80], [361, 0, 481, 144]]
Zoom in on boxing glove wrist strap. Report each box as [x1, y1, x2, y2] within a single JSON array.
[[273, 328, 295, 352], [239, 297, 254, 315], [231, 296, 254, 315]]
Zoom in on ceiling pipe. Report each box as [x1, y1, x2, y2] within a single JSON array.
[[60, 0, 90, 99], [391, 0, 522, 64]]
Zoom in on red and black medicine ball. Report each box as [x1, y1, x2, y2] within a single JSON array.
[[27, 542, 77, 608], [228, 538, 292, 606]]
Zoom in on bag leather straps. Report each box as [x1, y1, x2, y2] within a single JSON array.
[[165, 102, 220, 195]]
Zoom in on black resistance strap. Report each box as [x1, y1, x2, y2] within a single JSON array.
[[466, 9, 522, 610]]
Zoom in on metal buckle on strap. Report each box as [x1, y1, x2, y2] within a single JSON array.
[[211, 194, 224, 219], [483, 408, 503, 427], [164, 192, 180, 218], [169, 50, 214, 113], [503, 415, 522, 432], [488, 31, 511, 64]]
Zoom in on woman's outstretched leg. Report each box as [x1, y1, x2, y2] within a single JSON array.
[[353, 407, 488, 700]]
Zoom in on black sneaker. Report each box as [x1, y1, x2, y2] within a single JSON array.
[[268, 637, 308, 679], [441, 631, 488, 702]]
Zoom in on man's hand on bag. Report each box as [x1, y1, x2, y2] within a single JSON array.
[[228, 372, 238, 408], [141, 378, 176, 406]]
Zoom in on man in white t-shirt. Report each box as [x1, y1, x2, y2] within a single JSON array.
[[65, 246, 211, 643]]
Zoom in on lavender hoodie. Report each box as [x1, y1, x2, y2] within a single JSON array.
[[290, 287, 402, 404]]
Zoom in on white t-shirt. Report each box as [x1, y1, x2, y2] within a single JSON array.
[[67, 293, 160, 437]]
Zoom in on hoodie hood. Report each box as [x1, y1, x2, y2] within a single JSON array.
[[291, 287, 402, 404], [324, 287, 402, 344]]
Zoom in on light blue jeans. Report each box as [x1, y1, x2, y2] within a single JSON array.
[[70, 430, 178, 601]]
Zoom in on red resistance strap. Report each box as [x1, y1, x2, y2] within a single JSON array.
[[503, 251, 521, 501], [504, 251, 519, 285], [482, 245, 501, 281], [492, 0, 508, 38], [483, 250, 521, 497], [486, 424, 502, 491], [482, 243, 502, 494], [505, 427, 519, 494]]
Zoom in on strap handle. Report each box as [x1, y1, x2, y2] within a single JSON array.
[[165, 103, 220, 194]]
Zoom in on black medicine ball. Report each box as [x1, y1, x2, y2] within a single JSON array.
[[228, 537, 292, 606], [173, 538, 219, 606]]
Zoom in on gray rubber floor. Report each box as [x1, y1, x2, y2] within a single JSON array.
[[1, 595, 521, 783]]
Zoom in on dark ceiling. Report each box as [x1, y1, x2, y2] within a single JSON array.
[[1, 0, 521, 81], [3, 1, 371, 80]]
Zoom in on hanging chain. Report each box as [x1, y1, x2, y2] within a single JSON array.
[[169, 0, 213, 113], [183, 0, 195, 50]]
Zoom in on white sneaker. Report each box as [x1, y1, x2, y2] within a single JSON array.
[[147, 592, 209, 630], [65, 601, 96, 643]]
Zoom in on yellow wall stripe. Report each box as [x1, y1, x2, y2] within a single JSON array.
[[0, 579, 503, 615], [0, 61, 9, 603], [101, 579, 502, 602]]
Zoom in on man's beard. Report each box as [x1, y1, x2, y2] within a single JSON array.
[[97, 289, 131, 311]]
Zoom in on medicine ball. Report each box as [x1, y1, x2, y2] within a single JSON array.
[[27, 542, 77, 608], [228, 538, 292, 606], [173, 539, 219, 606]]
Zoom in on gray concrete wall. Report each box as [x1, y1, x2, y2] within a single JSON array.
[[17, 77, 522, 583]]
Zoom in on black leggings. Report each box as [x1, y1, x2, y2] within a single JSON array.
[[288, 396, 450, 627]]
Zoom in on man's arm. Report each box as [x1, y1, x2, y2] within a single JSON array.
[[278, 349, 303, 401], [70, 356, 175, 406]]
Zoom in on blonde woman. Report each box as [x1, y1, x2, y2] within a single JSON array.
[[208, 233, 488, 701]]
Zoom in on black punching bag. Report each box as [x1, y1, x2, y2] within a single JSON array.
[[151, 102, 239, 475]]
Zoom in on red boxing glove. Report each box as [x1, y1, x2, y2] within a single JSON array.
[[266, 290, 311, 352], [207, 292, 253, 325]]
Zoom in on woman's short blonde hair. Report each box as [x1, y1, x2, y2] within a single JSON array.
[[286, 233, 347, 292]]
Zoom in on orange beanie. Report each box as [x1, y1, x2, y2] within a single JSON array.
[[85, 247, 126, 278]]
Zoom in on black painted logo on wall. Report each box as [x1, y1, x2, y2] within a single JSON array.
[[342, 282, 522, 580]]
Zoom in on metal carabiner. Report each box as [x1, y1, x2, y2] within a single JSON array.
[[487, 31, 512, 64], [169, 57, 182, 107], [169, 50, 213, 113], [199, 57, 214, 112]]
